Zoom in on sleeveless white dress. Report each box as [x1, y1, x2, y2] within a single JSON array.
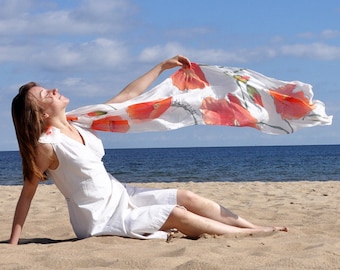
[[39, 125, 177, 239]]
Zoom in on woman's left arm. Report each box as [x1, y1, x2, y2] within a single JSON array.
[[105, 55, 191, 104]]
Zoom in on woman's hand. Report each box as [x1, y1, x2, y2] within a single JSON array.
[[105, 55, 192, 104], [159, 55, 191, 71]]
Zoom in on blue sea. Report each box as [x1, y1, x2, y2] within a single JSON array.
[[1, 145, 340, 186]]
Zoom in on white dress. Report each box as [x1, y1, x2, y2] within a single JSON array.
[[38, 125, 177, 239]]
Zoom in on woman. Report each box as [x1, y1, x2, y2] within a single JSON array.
[[9, 55, 287, 245]]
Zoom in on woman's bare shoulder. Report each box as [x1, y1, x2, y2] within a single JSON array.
[[36, 143, 57, 170], [37, 142, 54, 156]]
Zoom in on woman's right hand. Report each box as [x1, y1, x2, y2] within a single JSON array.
[[160, 55, 191, 71], [105, 54, 192, 104]]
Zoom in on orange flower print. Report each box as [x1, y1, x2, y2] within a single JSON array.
[[269, 84, 315, 120], [200, 95, 258, 128], [45, 125, 53, 135], [127, 97, 172, 120], [91, 116, 130, 133], [66, 115, 79, 121], [171, 63, 209, 91]]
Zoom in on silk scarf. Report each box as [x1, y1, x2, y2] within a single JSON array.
[[66, 63, 332, 135]]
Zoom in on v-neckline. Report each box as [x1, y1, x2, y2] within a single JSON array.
[[73, 125, 86, 146], [61, 124, 86, 146]]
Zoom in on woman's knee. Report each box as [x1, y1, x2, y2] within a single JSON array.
[[160, 206, 188, 231], [177, 189, 200, 206], [161, 206, 204, 238]]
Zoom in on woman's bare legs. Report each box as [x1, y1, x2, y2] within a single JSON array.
[[160, 190, 287, 238]]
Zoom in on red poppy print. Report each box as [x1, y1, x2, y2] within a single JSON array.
[[66, 115, 79, 121], [269, 84, 315, 120], [91, 116, 130, 133], [200, 95, 258, 128], [45, 125, 53, 135], [127, 97, 172, 120], [171, 63, 209, 91]]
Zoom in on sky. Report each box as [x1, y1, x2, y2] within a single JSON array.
[[0, 0, 339, 151]]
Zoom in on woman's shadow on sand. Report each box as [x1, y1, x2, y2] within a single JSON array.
[[0, 237, 79, 245]]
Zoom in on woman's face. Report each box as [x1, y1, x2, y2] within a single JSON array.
[[29, 86, 69, 116]]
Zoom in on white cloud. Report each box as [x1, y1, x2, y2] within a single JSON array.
[[270, 35, 285, 43], [280, 42, 340, 60], [25, 38, 129, 72], [59, 77, 102, 98], [139, 43, 280, 65], [321, 29, 340, 39], [0, 0, 33, 18], [139, 41, 340, 67], [73, 0, 135, 21], [166, 27, 213, 39], [0, 44, 31, 62], [138, 42, 187, 62], [297, 32, 316, 39], [0, 0, 135, 36]]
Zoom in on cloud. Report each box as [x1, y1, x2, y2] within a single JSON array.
[[139, 43, 279, 65], [1, 0, 340, 72], [0, 0, 135, 36], [166, 27, 213, 39], [298, 30, 340, 40], [0, 0, 32, 18], [138, 43, 187, 62], [321, 29, 340, 39], [280, 42, 340, 60], [297, 32, 316, 39], [28, 38, 130, 72], [139, 36, 340, 65]]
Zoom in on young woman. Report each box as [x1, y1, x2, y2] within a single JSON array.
[[9, 55, 287, 245]]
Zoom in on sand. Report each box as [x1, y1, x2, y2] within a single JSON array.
[[0, 181, 339, 270]]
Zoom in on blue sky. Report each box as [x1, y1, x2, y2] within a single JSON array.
[[0, 0, 339, 151]]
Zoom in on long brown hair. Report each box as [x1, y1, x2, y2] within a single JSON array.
[[12, 82, 47, 181]]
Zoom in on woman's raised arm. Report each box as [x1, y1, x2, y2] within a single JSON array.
[[105, 55, 191, 104]]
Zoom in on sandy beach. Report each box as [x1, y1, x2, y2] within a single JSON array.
[[0, 181, 339, 269]]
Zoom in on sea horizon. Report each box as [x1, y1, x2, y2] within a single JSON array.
[[1, 144, 339, 186], [1, 143, 339, 153]]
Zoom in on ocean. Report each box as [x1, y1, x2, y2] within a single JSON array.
[[1, 145, 340, 186]]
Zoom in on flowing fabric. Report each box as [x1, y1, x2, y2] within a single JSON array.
[[66, 63, 332, 135]]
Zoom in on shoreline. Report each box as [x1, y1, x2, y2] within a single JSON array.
[[1, 181, 339, 269], [1, 179, 340, 187]]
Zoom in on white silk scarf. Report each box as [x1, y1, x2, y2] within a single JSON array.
[[66, 63, 332, 135]]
